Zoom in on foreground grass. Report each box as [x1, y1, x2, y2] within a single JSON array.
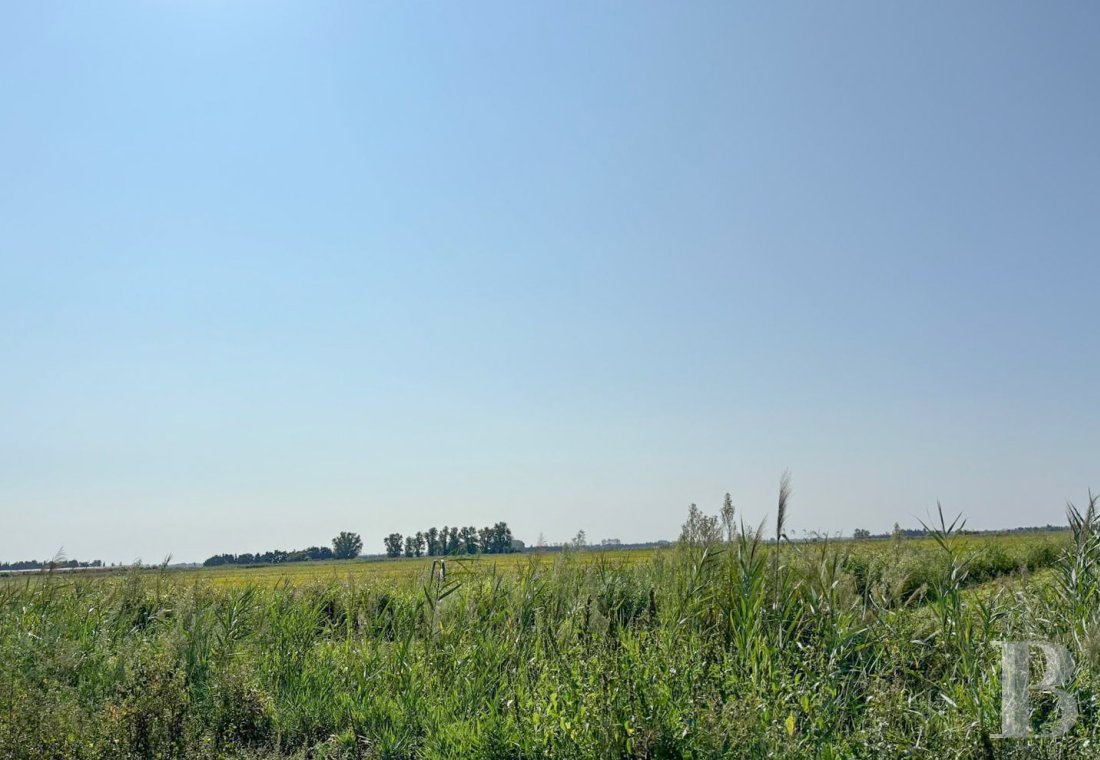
[[0, 522, 1095, 759]]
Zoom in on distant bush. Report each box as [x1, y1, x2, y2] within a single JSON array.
[[202, 546, 334, 567], [0, 558, 103, 571]]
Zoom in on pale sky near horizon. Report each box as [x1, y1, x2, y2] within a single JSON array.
[[1, 3, 1098, 563]]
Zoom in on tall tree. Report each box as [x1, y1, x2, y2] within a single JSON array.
[[413, 532, 426, 557], [721, 492, 736, 543], [426, 527, 440, 556], [332, 531, 363, 560], [494, 522, 514, 553], [384, 533, 403, 558], [404, 535, 416, 558], [460, 526, 478, 555]]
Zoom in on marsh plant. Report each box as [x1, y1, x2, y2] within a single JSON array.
[[0, 485, 1095, 759]]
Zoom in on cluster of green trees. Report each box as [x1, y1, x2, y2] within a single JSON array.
[[202, 531, 363, 567], [0, 558, 103, 571], [383, 522, 515, 558]]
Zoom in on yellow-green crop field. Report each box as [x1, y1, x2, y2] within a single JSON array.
[[2, 531, 1066, 589], [194, 549, 652, 588]]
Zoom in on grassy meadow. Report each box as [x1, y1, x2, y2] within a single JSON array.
[[1, 507, 1097, 759]]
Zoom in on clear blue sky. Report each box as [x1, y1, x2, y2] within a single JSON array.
[[2, 2, 1097, 563]]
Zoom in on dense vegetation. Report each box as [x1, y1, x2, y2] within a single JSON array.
[[203, 533, 365, 567], [0, 557, 103, 572], [203, 546, 336, 568], [0, 497, 1095, 759], [385, 523, 518, 559]]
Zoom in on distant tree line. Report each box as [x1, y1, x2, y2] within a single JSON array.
[[992, 524, 1069, 534], [203, 531, 363, 567], [383, 522, 517, 558], [203, 546, 334, 567], [850, 523, 1070, 540], [0, 558, 103, 571]]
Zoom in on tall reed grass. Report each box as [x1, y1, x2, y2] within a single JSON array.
[[0, 496, 1091, 759]]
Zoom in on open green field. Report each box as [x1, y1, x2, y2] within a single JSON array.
[[200, 532, 1064, 585], [2, 531, 1066, 589], [188, 531, 1066, 594], [193, 550, 654, 588], [0, 521, 1095, 759]]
